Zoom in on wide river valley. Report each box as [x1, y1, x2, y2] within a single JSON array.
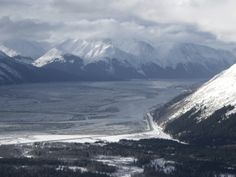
[[0, 79, 202, 143]]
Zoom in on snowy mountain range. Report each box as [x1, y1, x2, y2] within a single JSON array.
[[153, 63, 236, 144], [34, 39, 153, 67], [32, 39, 236, 80], [34, 39, 236, 68], [1, 38, 236, 84]]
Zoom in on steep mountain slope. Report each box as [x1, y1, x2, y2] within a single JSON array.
[[153, 64, 236, 144], [0, 52, 33, 84]]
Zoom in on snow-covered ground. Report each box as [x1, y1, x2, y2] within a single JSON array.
[[0, 113, 173, 145], [56, 165, 88, 173], [149, 158, 176, 174], [94, 155, 143, 177]]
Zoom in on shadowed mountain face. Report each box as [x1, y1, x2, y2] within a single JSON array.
[[0, 53, 80, 85], [37, 54, 235, 81]]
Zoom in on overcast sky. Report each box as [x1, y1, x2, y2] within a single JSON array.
[[0, 0, 235, 45]]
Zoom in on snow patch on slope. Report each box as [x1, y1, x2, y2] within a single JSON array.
[[33, 48, 64, 67], [0, 44, 18, 57]]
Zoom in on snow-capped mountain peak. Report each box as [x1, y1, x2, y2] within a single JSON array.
[[34, 38, 160, 67], [57, 39, 129, 62], [34, 39, 138, 67], [0, 44, 19, 57], [33, 48, 64, 67], [57, 39, 114, 58]]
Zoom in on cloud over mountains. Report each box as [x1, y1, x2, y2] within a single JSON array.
[[0, 0, 235, 45]]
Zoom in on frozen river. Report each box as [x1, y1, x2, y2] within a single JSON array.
[[0, 80, 202, 144]]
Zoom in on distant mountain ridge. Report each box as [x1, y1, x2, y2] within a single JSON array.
[[34, 39, 236, 68], [32, 39, 236, 80], [0, 53, 80, 85], [0, 38, 236, 84]]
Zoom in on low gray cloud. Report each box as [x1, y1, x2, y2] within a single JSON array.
[[0, 0, 235, 45], [0, 0, 30, 7], [0, 16, 59, 42]]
